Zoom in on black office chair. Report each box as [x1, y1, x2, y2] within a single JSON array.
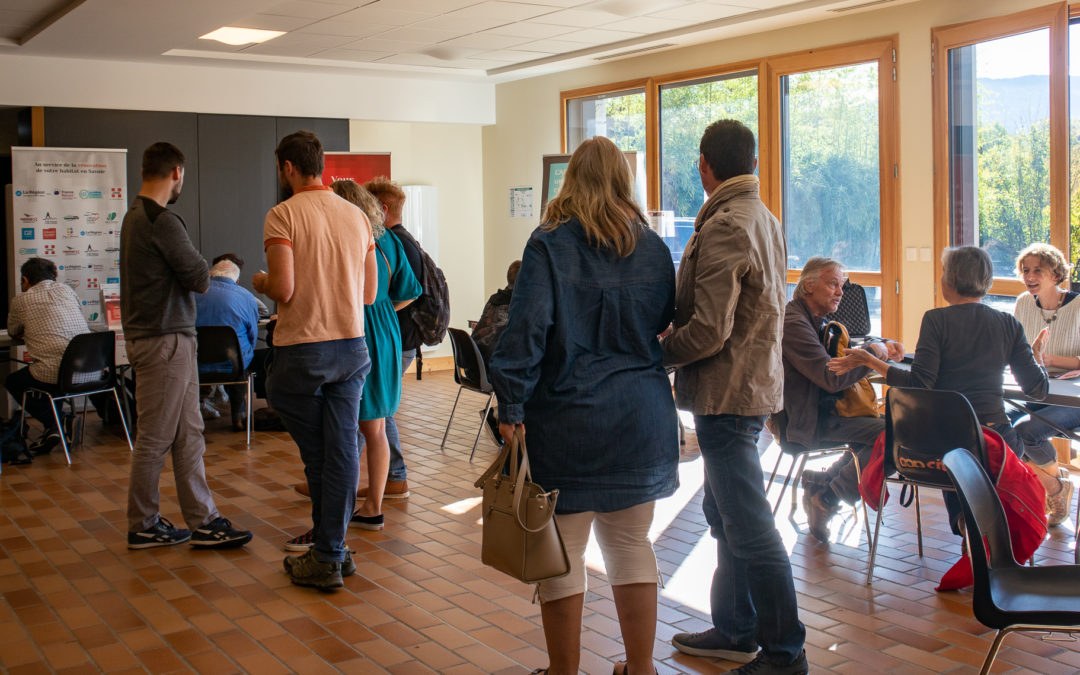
[[825, 279, 871, 341], [440, 327, 495, 462], [19, 331, 133, 464], [766, 412, 872, 543], [943, 448, 1080, 675], [865, 387, 989, 584], [195, 325, 253, 445]]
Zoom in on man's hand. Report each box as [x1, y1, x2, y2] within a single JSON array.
[[252, 271, 269, 294], [829, 349, 874, 375]]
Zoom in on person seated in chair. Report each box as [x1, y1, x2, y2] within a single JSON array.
[[470, 259, 521, 445], [4, 257, 88, 454], [195, 257, 259, 431], [781, 257, 904, 541]]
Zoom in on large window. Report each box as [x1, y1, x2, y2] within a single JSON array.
[[565, 87, 646, 154], [934, 4, 1069, 300], [659, 71, 758, 268]]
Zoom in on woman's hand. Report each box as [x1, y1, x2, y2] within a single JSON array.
[[886, 340, 906, 362], [499, 422, 524, 446], [1032, 327, 1049, 366], [829, 347, 889, 376]]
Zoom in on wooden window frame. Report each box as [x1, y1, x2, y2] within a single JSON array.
[[931, 2, 1069, 303]]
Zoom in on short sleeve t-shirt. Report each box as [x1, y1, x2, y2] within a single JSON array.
[[264, 186, 374, 347]]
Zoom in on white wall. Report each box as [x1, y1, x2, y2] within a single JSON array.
[[350, 120, 486, 359], [481, 0, 1053, 346], [0, 53, 495, 125]]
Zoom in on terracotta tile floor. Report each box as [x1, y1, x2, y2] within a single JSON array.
[[0, 370, 1077, 674]]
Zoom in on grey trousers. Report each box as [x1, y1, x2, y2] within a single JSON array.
[[126, 333, 219, 532], [816, 415, 885, 504]]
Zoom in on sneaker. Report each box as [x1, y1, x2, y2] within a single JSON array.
[[128, 516, 191, 549], [350, 512, 384, 531], [284, 528, 314, 552], [671, 629, 758, 662], [341, 548, 356, 577], [28, 430, 62, 456], [731, 649, 808, 675], [284, 549, 343, 590], [1047, 475, 1074, 527], [190, 517, 253, 548], [358, 480, 410, 499], [802, 484, 840, 543], [200, 399, 221, 420]]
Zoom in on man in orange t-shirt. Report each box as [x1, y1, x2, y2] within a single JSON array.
[[254, 130, 377, 591]]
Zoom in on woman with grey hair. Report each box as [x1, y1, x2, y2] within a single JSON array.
[[830, 246, 1049, 533]]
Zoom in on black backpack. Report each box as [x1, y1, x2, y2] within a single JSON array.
[[0, 418, 30, 465], [397, 228, 450, 347]]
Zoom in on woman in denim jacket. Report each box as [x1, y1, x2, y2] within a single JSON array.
[[490, 136, 678, 675]]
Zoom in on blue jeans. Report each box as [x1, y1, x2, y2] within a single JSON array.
[[695, 413, 806, 664], [358, 349, 414, 481], [268, 338, 370, 563], [1015, 404, 1080, 466]]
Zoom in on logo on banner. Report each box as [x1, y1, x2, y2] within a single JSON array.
[[64, 246, 80, 256], [90, 264, 104, 272], [43, 212, 57, 224], [110, 187, 123, 199], [61, 190, 75, 200], [86, 278, 99, 289], [14, 189, 46, 197], [81, 299, 100, 308], [79, 190, 103, 199], [84, 212, 100, 224], [83, 229, 103, 237], [105, 246, 119, 253], [110, 259, 120, 269], [59, 264, 83, 271], [85, 244, 100, 257], [19, 213, 37, 224], [66, 280, 80, 290], [42, 228, 56, 239], [43, 245, 55, 255], [20, 227, 34, 240], [63, 215, 79, 222], [19, 248, 37, 255], [106, 277, 120, 284], [106, 212, 118, 223]]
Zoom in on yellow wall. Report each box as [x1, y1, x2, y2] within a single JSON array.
[[482, 0, 1053, 346], [350, 120, 486, 359]]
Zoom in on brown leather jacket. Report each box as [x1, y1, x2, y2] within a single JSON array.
[[662, 175, 787, 416]]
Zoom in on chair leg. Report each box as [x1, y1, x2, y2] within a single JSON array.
[[979, 629, 1013, 675], [789, 454, 810, 514], [765, 450, 785, 493], [914, 485, 923, 557], [772, 454, 803, 517], [18, 390, 29, 441], [111, 388, 134, 452], [246, 375, 253, 446], [440, 387, 465, 451], [470, 393, 496, 463], [865, 481, 888, 584], [48, 396, 71, 465]]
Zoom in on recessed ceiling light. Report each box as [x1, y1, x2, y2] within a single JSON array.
[[199, 27, 285, 46]]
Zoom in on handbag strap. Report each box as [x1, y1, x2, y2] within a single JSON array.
[[473, 428, 555, 534]]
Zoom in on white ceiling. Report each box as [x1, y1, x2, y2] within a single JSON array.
[[0, 0, 912, 82]]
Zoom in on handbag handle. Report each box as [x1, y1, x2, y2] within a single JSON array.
[[473, 427, 556, 534]]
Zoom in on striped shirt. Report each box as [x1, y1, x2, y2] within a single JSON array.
[[7, 280, 89, 383]]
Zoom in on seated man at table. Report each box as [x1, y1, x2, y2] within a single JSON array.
[[195, 257, 260, 431], [781, 257, 904, 541], [4, 257, 88, 454]]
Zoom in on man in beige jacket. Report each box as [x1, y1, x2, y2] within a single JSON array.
[[662, 119, 807, 675]]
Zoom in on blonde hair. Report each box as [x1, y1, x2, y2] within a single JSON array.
[[364, 176, 405, 212], [542, 136, 646, 257], [1015, 242, 1070, 284], [793, 257, 843, 300], [331, 179, 385, 238]]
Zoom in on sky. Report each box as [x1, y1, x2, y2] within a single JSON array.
[[975, 26, 1080, 79]]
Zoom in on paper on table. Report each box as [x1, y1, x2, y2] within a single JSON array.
[[1052, 369, 1080, 379]]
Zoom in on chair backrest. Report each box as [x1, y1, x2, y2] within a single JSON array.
[[825, 279, 871, 338], [195, 325, 244, 380], [447, 327, 491, 392], [943, 448, 1020, 626], [58, 331, 115, 393], [886, 387, 987, 488]]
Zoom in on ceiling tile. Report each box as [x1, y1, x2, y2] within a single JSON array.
[[177, 38, 249, 53], [340, 37, 430, 53], [506, 0, 593, 6], [472, 48, 558, 62], [481, 22, 573, 40], [588, 0, 692, 16], [530, 8, 620, 28], [295, 21, 396, 38], [234, 14, 313, 32], [244, 31, 356, 56], [371, 26, 464, 43], [514, 37, 594, 53], [382, 0, 485, 11], [262, 1, 349, 21], [309, 47, 393, 62], [715, 0, 802, 9], [329, 5, 434, 26], [442, 1, 559, 23], [649, 3, 749, 22], [376, 52, 485, 70], [438, 33, 526, 50], [602, 15, 697, 32], [555, 27, 643, 45]]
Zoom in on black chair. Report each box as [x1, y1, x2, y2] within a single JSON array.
[[19, 331, 133, 464], [195, 326, 253, 445], [825, 279, 871, 341], [440, 328, 495, 462], [766, 412, 872, 543], [943, 448, 1080, 675], [865, 387, 988, 584]]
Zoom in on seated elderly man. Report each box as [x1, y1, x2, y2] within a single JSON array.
[[781, 257, 904, 541], [195, 257, 260, 431]]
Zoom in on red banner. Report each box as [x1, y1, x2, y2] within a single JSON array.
[[322, 152, 391, 186]]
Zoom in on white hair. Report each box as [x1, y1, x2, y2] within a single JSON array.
[[793, 257, 843, 300], [210, 259, 240, 281]]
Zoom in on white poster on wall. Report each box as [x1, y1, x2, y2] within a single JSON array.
[[10, 147, 127, 338]]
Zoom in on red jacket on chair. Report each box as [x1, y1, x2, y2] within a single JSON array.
[[858, 427, 1047, 590]]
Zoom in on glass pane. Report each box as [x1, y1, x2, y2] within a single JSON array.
[[948, 29, 1050, 279], [1071, 21, 1080, 267], [781, 63, 880, 272], [983, 294, 1017, 314], [659, 71, 758, 269], [565, 89, 646, 154]]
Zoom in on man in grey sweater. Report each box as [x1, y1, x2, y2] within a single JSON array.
[[120, 142, 251, 550]]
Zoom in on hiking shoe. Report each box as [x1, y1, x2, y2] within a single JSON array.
[[731, 649, 807, 675], [671, 628, 758, 662], [284, 549, 343, 590], [28, 430, 62, 456], [350, 512, 384, 531], [1047, 475, 1074, 527], [284, 528, 314, 552], [802, 484, 840, 543], [341, 548, 356, 577], [190, 517, 252, 548], [128, 516, 191, 549], [358, 480, 410, 499]]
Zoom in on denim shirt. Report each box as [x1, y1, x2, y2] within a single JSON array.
[[490, 219, 679, 513]]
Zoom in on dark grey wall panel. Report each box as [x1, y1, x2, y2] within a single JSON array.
[[274, 117, 349, 152], [43, 108, 201, 248], [196, 114, 277, 305]]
